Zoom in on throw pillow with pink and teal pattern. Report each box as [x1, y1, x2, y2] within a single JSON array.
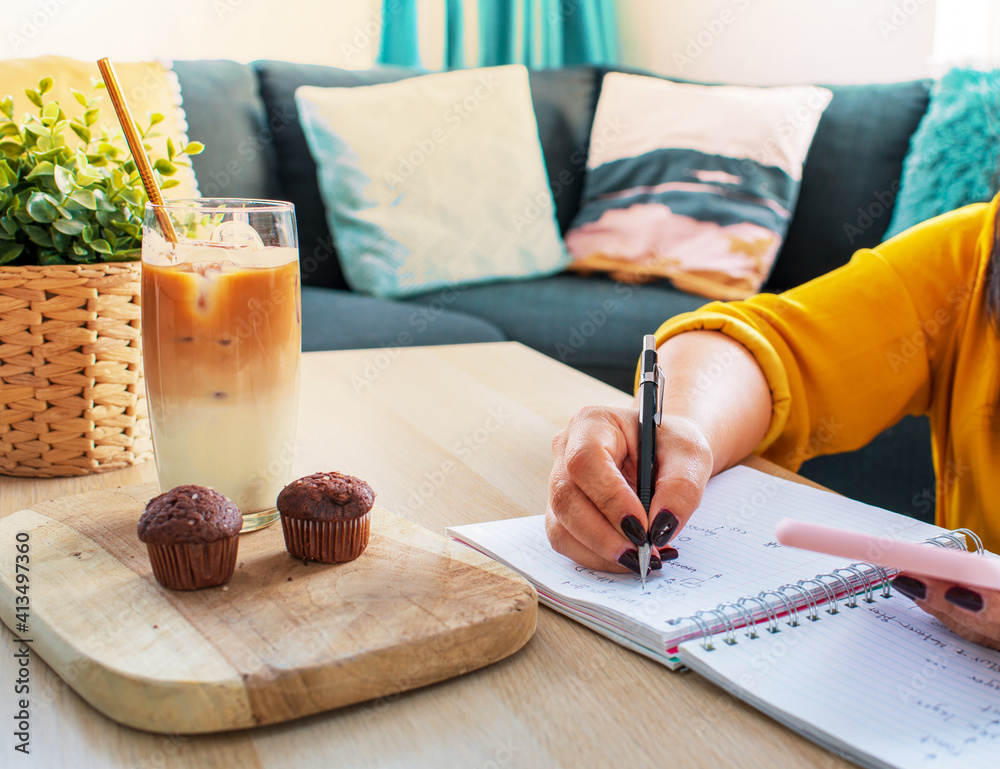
[[565, 73, 831, 300]]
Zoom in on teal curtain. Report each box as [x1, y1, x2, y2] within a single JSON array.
[[560, 0, 618, 66], [378, 1, 422, 68], [444, 0, 467, 68], [377, 0, 618, 69]]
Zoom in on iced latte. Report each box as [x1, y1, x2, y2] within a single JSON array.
[[141, 200, 301, 531]]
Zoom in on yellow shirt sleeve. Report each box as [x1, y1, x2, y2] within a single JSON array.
[[650, 200, 992, 472]]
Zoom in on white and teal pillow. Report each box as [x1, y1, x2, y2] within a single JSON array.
[[295, 65, 568, 298], [565, 73, 832, 300]]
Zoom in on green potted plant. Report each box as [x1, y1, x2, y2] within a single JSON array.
[[0, 75, 203, 477]]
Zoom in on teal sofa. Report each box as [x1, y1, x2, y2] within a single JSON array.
[[171, 59, 936, 519]]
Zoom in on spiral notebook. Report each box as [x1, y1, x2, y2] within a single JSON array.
[[447, 465, 1000, 769]]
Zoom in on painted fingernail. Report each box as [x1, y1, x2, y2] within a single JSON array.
[[891, 575, 926, 601], [945, 586, 985, 612], [620, 515, 647, 547], [658, 546, 679, 561], [649, 553, 662, 571], [618, 549, 641, 575], [649, 509, 679, 548]]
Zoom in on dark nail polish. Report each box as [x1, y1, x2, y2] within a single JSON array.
[[649, 553, 662, 571], [620, 515, 647, 547], [658, 546, 679, 561], [891, 575, 926, 601], [618, 549, 641, 575], [649, 509, 679, 548], [945, 586, 985, 612]]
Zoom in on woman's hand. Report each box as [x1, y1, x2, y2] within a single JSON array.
[[546, 405, 714, 575], [545, 330, 771, 575], [892, 574, 1000, 650]]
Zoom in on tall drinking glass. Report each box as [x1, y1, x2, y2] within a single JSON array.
[[141, 199, 301, 532]]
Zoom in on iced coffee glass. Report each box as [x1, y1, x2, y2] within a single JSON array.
[[141, 199, 300, 532]]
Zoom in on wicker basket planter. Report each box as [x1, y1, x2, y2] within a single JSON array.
[[0, 262, 152, 477]]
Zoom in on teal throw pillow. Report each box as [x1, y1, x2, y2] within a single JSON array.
[[295, 65, 568, 298], [885, 67, 1000, 238]]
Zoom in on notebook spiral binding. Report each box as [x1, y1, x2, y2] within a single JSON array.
[[683, 527, 984, 652]]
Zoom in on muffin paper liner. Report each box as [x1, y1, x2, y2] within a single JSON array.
[[146, 537, 239, 591], [280, 512, 370, 563]]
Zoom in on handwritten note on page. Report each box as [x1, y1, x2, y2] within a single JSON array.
[[679, 591, 1000, 769], [448, 465, 950, 663]]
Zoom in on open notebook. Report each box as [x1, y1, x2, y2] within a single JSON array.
[[447, 465, 1000, 769]]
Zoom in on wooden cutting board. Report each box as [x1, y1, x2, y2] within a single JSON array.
[[0, 483, 537, 734]]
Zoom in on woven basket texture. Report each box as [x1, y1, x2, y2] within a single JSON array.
[[0, 262, 152, 477]]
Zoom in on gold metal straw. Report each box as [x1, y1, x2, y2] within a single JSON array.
[[96, 57, 178, 243]]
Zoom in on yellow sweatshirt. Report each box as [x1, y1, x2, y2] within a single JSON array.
[[653, 197, 1000, 551]]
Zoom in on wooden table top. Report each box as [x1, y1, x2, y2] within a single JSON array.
[[0, 342, 848, 768]]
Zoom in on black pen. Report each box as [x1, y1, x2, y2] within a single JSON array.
[[636, 334, 663, 587]]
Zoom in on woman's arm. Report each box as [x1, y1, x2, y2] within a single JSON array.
[[546, 329, 771, 573]]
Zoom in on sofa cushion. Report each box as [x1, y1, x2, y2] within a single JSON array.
[[403, 274, 705, 391], [171, 59, 281, 202], [254, 61, 421, 291], [767, 79, 930, 290], [295, 65, 568, 298], [525, 67, 601, 234], [301, 286, 506, 352], [254, 60, 599, 291], [885, 67, 1000, 239]]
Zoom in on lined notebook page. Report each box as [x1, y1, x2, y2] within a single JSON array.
[[679, 592, 1000, 769], [448, 465, 949, 654]]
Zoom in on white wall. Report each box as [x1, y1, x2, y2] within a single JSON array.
[[1, 0, 384, 67], [614, 0, 947, 85], [931, 0, 1000, 69], [4, 0, 998, 81]]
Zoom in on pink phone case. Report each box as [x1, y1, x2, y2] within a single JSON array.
[[775, 519, 1000, 590]]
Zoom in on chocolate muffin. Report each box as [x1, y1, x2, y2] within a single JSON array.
[[276, 472, 375, 563], [137, 485, 242, 590]]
